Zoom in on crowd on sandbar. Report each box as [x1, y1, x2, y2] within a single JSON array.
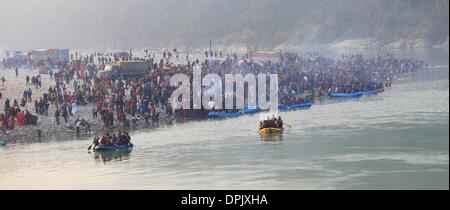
[[0, 49, 425, 139]]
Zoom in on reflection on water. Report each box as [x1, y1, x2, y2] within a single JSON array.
[[260, 133, 284, 144], [91, 150, 133, 163]]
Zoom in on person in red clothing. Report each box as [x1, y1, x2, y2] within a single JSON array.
[[17, 111, 25, 126], [99, 136, 106, 145], [66, 93, 73, 104]]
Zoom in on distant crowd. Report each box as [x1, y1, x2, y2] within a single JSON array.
[[0, 49, 425, 134]]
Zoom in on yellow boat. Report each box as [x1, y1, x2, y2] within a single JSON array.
[[259, 127, 283, 135]]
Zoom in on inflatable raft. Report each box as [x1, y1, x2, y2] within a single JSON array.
[[362, 88, 379, 95], [93, 143, 133, 152], [330, 92, 363, 98], [208, 107, 261, 118], [278, 104, 288, 110], [286, 102, 312, 109], [242, 107, 260, 115], [278, 102, 312, 110], [208, 102, 313, 118], [259, 127, 283, 135], [0, 139, 5, 147], [207, 111, 242, 118]]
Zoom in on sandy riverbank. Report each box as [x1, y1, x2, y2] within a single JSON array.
[[0, 67, 174, 143]]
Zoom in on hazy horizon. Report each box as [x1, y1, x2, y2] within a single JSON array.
[[0, 0, 448, 51]]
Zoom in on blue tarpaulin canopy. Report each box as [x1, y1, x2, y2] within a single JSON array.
[[58, 49, 69, 61]]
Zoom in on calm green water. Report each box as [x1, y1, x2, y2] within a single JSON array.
[[0, 49, 448, 189]]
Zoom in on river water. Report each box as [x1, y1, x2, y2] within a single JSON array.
[[0, 48, 448, 189]]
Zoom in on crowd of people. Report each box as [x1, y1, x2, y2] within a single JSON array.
[[92, 131, 131, 148], [0, 48, 425, 137], [260, 115, 284, 129]]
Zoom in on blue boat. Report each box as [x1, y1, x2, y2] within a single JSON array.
[[94, 143, 133, 152], [0, 139, 5, 147], [278, 102, 312, 110], [330, 92, 363, 98], [242, 106, 260, 114], [286, 102, 312, 109], [208, 102, 312, 118], [278, 104, 289, 110], [362, 88, 379, 95], [207, 111, 221, 118], [207, 111, 242, 118]]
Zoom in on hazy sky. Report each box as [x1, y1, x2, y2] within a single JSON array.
[[0, 0, 448, 50], [0, 0, 177, 49]]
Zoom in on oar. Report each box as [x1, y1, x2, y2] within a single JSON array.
[[88, 143, 94, 150], [285, 123, 292, 129], [89, 137, 101, 150]]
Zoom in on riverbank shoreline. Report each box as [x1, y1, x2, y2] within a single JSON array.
[[0, 67, 178, 143], [0, 50, 423, 144]]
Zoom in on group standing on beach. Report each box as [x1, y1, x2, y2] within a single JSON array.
[[0, 49, 425, 137]]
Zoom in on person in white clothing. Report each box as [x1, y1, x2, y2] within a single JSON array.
[[71, 101, 78, 117]]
